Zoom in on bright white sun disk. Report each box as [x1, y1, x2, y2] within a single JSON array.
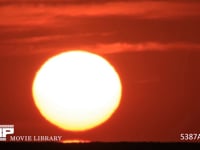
[[32, 50, 122, 131]]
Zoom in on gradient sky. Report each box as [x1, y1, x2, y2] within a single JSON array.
[[0, 0, 200, 142]]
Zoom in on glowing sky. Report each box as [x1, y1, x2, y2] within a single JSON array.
[[0, 0, 200, 142]]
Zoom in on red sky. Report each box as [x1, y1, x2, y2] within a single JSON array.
[[0, 0, 200, 142]]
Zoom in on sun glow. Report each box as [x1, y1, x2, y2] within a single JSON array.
[[32, 50, 122, 131], [62, 139, 91, 143]]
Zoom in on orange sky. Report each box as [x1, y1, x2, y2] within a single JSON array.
[[0, 0, 200, 142]]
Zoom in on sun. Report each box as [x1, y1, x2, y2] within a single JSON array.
[[32, 50, 122, 131]]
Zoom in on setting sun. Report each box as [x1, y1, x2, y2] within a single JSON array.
[[32, 50, 122, 131]]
